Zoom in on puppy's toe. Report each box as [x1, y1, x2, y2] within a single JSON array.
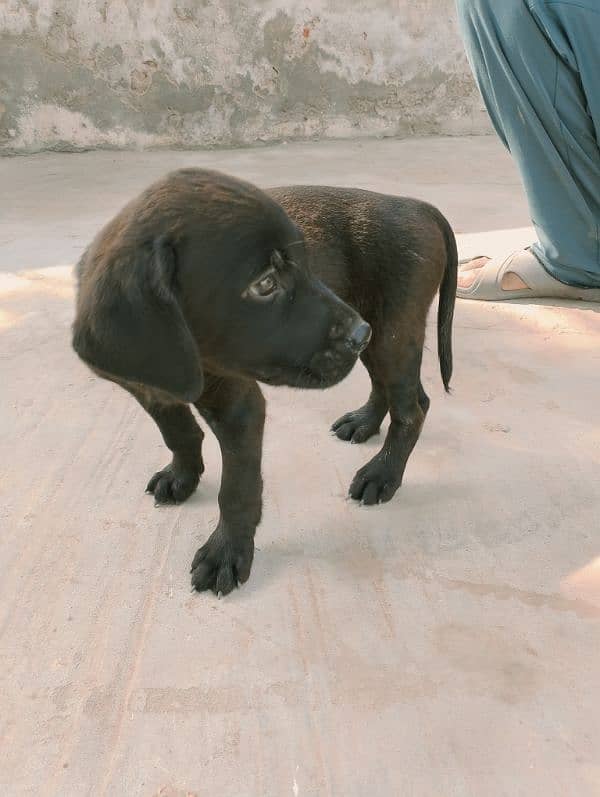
[[190, 560, 218, 593], [332, 420, 357, 442], [360, 480, 382, 506], [146, 462, 200, 505], [350, 424, 378, 444]]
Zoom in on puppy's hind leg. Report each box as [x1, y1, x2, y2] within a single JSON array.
[[128, 388, 205, 505], [349, 338, 426, 505], [418, 379, 430, 416], [331, 352, 388, 444]]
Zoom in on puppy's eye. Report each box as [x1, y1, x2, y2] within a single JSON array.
[[246, 272, 279, 300], [256, 274, 276, 294]]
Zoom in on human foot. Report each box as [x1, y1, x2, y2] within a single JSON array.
[[458, 255, 527, 291]]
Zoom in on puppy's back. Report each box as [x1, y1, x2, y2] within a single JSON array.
[[270, 185, 457, 391], [268, 185, 450, 307]]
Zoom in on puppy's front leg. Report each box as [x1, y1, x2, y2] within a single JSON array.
[[127, 388, 205, 505], [191, 375, 265, 595]]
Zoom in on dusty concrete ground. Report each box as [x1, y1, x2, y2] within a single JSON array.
[[1, 137, 600, 796]]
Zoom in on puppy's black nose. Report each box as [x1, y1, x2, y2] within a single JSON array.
[[347, 320, 372, 354]]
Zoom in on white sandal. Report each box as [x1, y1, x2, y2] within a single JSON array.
[[457, 249, 600, 301]]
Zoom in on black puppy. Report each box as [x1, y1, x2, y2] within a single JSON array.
[[73, 169, 456, 595], [270, 185, 457, 504]]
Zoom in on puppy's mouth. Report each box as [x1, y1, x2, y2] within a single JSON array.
[[253, 350, 358, 389]]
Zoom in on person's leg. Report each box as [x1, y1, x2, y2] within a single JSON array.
[[456, 0, 600, 289]]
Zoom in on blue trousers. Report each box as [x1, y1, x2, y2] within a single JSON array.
[[456, 0, 600, 287]]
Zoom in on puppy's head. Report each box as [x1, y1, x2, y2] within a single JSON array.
[[73, 169, 369, 400]]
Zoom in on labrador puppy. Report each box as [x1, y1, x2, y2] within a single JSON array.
[[73, 169, 456, 595]]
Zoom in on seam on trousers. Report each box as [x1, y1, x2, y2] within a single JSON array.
[[554, 56, 575, 178], [544, 2, 600, 15]]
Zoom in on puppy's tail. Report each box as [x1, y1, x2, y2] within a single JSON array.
[[437, 214, 457, 392]]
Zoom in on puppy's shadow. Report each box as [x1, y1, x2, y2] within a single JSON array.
[[225, 478, 475, 598], [379, 478, 472, 509], [185, 477, 219, 507]]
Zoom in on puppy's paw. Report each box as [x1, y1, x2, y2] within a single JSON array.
[[190, 527, 254, 596], [146, 460, 202, 505], [349, 457, 401, 505], [331, 409, 381, 444]]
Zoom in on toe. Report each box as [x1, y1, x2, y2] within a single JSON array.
[[349, 471, 367, 501], [191, 561, 216, 592], [360, 481, 381, 505], [153, 477, 176, 505], [215, 565, 237, 596], [334, 422, 355, 441], [170, 476, 197, 503], [378, 481, 398, 503], [330, 413, 348, 432], [146, 471, 162, 493], [458, 256, 489, 289], [235, 544, 254, 584], [460, 256, 489, 272], [351, 425, 377, 444], [457, 270, 478, 289], [331, 412, 352, 432], [190, 543, 209, 572]]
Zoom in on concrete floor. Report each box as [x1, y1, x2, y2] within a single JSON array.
[[1, 137, 600, 797]]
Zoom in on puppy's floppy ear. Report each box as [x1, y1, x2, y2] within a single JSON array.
[[73, 236, 203, 402]]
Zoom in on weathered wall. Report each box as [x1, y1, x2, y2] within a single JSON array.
[[0, 0, 488, 154]]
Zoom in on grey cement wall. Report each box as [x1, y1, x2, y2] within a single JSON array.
[[0, 0, 489, 154]]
